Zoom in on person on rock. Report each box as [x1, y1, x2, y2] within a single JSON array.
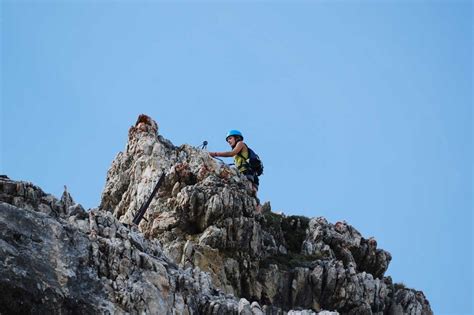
[[209, 130, 259, 195]]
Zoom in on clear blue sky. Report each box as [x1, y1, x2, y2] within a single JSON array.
[[1, 1, 472, 314]]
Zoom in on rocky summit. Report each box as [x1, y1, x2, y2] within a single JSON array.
[[0, 115, 432, 314]]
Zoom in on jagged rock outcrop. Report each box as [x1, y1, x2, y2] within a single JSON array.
[[0, 114, 431, 314], [98, 115, 432, 314], [2, 176, 328, 314]]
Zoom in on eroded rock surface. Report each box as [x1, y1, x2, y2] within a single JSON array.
[[0, 114, 431, 314], [0, 177, 336, 314], [97, 115, 432, 314]]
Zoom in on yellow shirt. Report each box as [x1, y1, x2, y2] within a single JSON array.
[[234, 145, 249, 173]]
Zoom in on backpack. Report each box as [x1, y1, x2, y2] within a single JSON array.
[[239, 146, 264, 176]]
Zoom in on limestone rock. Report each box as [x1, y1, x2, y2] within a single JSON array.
[[0, 114, 432, 314], [1, 176, 346, 315], [0, 178, 247, 314], [97, 115, 432, 314]]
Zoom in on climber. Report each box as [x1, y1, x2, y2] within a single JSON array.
[[209, 130, 260, 194]]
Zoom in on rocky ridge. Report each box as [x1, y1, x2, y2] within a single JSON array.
[[99, 115, 431, 314], [0, 114, 432, 314], [1, 176, 317, 314]]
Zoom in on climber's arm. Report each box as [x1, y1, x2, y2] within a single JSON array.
[[210, 142, 244, 158]]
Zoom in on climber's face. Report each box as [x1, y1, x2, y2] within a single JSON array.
[[226, 136, 236, 147]]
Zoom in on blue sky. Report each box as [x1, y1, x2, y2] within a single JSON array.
[[1, 1, 472, 314]]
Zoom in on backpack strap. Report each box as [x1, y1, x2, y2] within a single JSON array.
[[237, 144, 250, 162], [237, 145, 256, 174]]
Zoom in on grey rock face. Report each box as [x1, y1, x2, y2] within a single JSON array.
[[0, 115, 432, 315], [98, 115, 432, 314], [302, 218, 392, 279], [0, 177, 81, 217], [0, 201, 110, 314], [0, 177, 247, 314], [1, 176, 340, 315]]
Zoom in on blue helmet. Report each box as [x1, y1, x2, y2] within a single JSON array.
[[226, 129, 243, 140]]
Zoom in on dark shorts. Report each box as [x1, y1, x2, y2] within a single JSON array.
[[243, 170, 259, 188]]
